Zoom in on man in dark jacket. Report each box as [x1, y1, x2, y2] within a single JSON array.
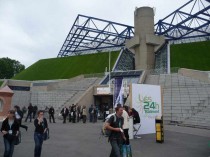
[[48, 106, 55, 123], [105, 106, 126, 157], [60, 106, 69, 123], [72, 105, 76, 123], [88, 105, 94, 122], [25, 103, 33, 122]]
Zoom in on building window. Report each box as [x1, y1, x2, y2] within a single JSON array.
[[0, 99, 3, 112]]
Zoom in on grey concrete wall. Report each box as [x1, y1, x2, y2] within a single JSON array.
[[31, 91, 74, 111], [178, 68, 210, 83], [11, 91, 31, 108], [7, 80, 31, 87]]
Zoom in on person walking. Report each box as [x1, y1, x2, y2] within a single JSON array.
[[105, 105, 126, 157], [88, 105, 94, 122], [34, 110, 48, 157], [60, 106, 69, 123], [122, 106, 130, 145], [22, 106, 27, 117], [93, 106, 98, 123], [68, 105, 72, 122], [25, 103, 33, 122], [33, 105, 38, 119], [48, 106, 55, 123], [14, 105, 28, 131], [82, 106, 87, 123], [72, 105, 76, 123], [1, 110, 20, 157], [76, 105, 81, 122]]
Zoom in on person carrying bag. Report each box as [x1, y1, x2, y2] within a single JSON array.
[[1, 110, 20, 157], [34, 110, 48, 157], [105, 105, 126, 157]]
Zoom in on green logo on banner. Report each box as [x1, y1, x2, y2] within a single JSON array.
[[138, 95, 160, 114], [143, 101, 159, 113]]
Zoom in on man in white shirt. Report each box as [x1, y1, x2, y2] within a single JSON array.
[[122, 106, 130, 145]]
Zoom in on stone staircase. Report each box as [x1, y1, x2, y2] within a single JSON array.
[[145, 73, 210, 129], [31, 77, 101, 113]]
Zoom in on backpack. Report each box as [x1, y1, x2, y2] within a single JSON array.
[[101, 114, 116, 137]]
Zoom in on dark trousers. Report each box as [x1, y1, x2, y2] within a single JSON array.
[[3, 137, 15, 157], [49, 114, 55, 123], [63, 115, 67, 123], [77, 113, 80, 122], [93, 114, 97, 123], [17, 119, 28, 131], [110, 139, 122, 157], [34, 132, 43, 157], [72, 115, 76, 123], [33, 111, 37, 119], [89, 114, 93, 122], [69, 114, 71, 122], [25, 112, 32, 122], [82, 115, 86, 123], [123, 129, 130, 145]]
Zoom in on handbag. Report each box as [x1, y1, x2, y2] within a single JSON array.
[[43, 128, 50, 141], [14, 131, 21, 145]]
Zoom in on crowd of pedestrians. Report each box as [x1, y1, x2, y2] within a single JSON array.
[[60, 104, 90, 124], [1, 102, 135, 157], [1, 104, 49, 157]]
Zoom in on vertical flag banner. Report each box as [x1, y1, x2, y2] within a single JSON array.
[[131, 84, 162, 135], [114, 77, 124, 107]]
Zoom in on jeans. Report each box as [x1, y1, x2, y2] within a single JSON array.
[[34, 132, 43, 157], [4, 137, 15, 157], [110, 139, 122, 157]]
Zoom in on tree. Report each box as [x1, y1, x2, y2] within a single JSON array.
[[0, 57, 25, 79]]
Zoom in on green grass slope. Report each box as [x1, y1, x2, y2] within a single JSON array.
[[0, 81, 3, 87], [171, 40, 210, 71], [13, 51, 120, 81]]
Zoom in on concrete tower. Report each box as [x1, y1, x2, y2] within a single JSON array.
[[126, 7, 165, 70]]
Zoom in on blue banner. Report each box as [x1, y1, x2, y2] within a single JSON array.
[[114, 77, 123, 107]]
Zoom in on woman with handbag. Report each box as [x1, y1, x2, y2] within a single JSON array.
[[34, 110, 48, 157], [1, 110, 20, 157]]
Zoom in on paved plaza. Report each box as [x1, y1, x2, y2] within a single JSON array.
[[0, 119, 210, 157]]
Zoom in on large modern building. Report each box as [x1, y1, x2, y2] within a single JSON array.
[[0, 0, 210, 129]]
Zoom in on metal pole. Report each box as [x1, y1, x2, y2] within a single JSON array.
[[167, 42, 171, 74]]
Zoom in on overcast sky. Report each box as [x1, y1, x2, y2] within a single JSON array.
[[0, 0, 191, 67]]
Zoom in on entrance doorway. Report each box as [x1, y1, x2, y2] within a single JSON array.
[[94, 95, 113, 121]]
